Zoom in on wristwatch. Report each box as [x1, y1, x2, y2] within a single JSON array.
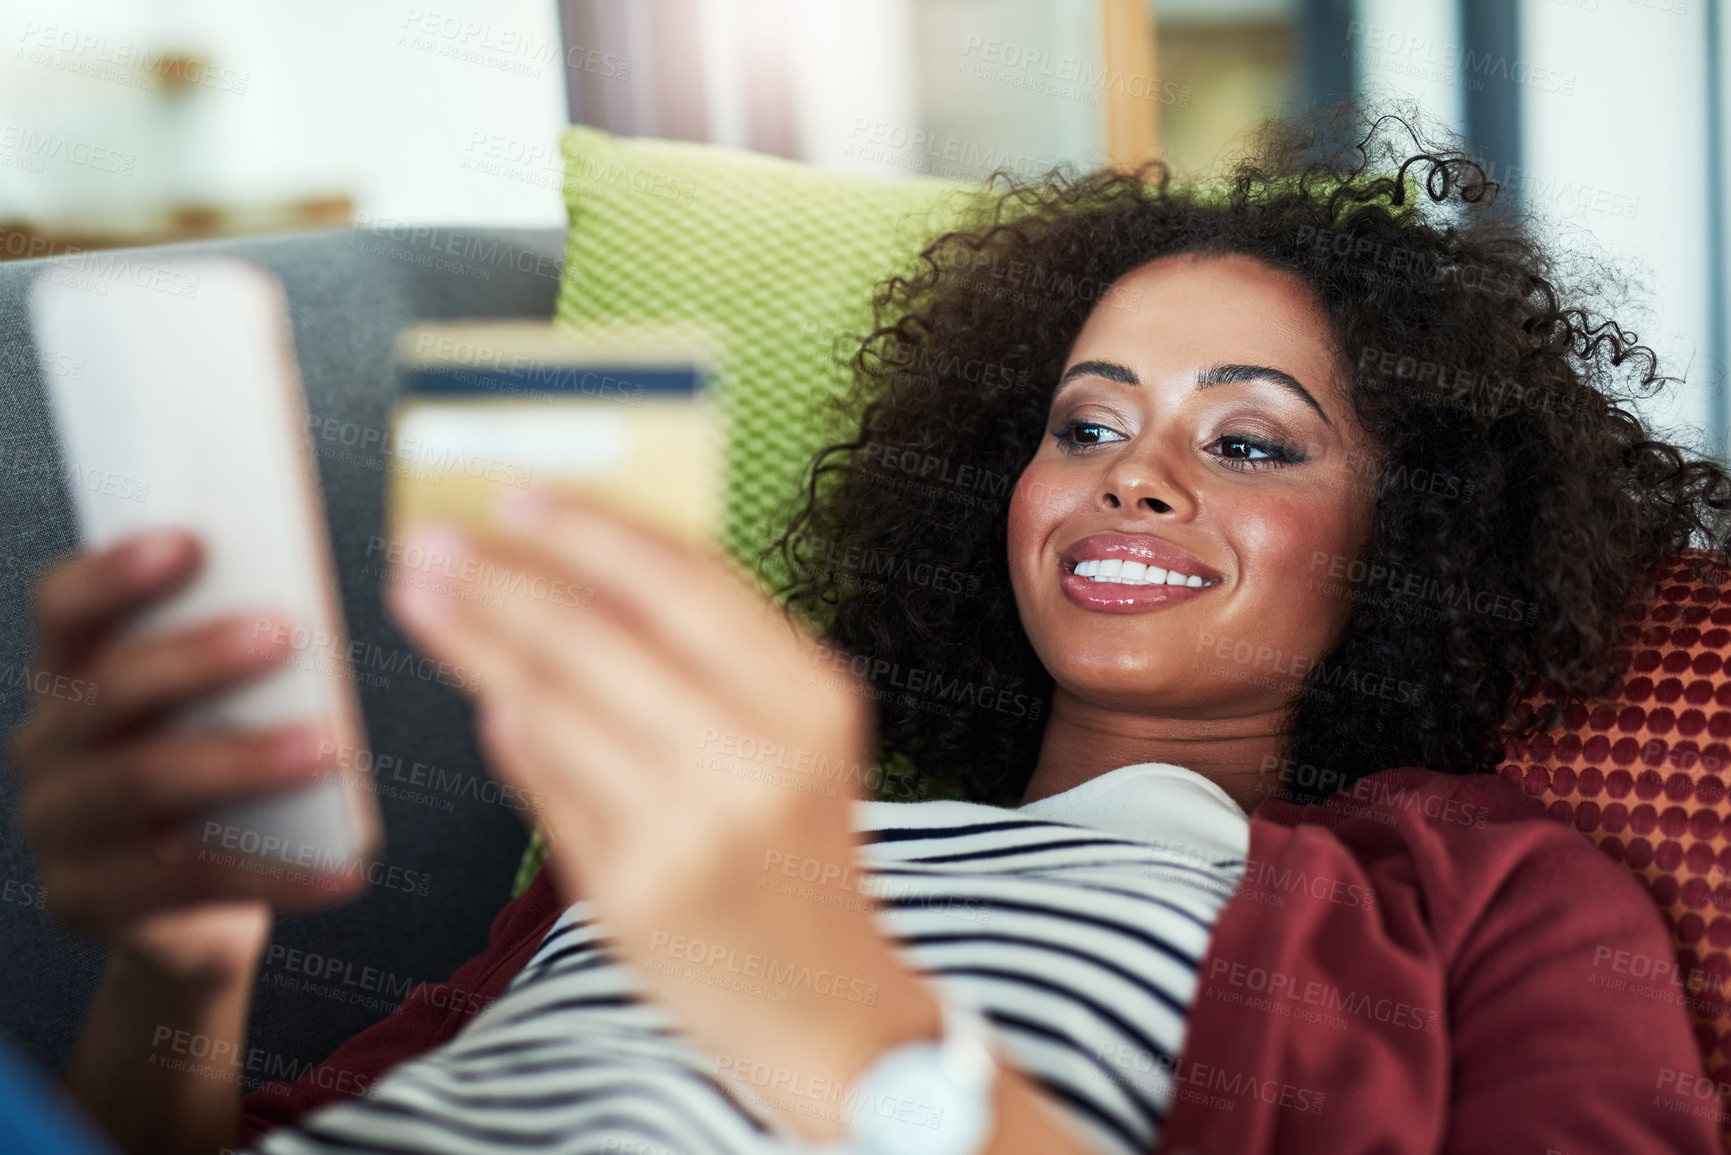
[[823, 998, 999, 1155]]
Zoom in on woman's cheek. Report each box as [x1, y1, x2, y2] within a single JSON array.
[[1007, 463, 1064, 567], [1230, 497, 1353, 654]]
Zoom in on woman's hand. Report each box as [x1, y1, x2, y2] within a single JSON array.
[[9, 529, 359, 986], [10, 529, 364, 1155], [384, 488, 942, 1142]]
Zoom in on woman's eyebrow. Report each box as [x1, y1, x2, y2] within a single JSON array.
[[1055, 359, 1333, 427], [1197, 363, 1332, 426], [1055, 359, 1140, 390]]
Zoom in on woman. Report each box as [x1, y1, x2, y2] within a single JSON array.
[[13, 111, 1731, 1154]]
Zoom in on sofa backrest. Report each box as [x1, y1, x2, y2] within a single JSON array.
[[0, 227, 565, 1076]]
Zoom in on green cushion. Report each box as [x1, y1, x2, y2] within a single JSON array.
[[556, 126, 986, 580], [513, 129, 985, 897]]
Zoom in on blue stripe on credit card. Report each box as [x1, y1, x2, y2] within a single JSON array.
[[401, 366, 703, 398]]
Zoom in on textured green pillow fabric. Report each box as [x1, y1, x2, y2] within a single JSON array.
[[556, 125, 986, 579], [513, 129, 985, 897]]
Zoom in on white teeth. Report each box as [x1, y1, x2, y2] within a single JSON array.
[[1070, 557, 1214, 587]]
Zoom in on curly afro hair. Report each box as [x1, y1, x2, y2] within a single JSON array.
[[765, 106, 1731, 807]]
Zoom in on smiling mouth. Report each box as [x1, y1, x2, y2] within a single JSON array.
[[1055, 531, 1223, 613], [1067, 558, 1217, 588]]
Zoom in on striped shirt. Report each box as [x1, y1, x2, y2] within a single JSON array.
[[246, 762, 1250, 1155]]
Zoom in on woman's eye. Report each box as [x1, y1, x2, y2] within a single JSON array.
[[1208, 434, 1304, 469], [1051, 420, 1126, 451]]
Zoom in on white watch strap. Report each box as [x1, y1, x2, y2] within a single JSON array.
[[803, 997, 1000, 1155]]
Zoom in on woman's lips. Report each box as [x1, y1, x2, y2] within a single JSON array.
[[1060, 568, 1217, 613], [1056, 531, 1223, 613]]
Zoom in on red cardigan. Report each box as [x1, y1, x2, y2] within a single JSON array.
[[238, 768, 1724, 1154]]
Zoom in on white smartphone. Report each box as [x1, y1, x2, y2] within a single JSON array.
[[29, 258, 381, 876]]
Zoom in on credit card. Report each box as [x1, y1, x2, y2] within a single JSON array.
[[386, 320, 722, 547]]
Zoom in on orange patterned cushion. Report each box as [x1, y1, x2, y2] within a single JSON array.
[[1499, 547, 1731, 1136]]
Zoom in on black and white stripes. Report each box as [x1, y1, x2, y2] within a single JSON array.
[[249, 767, 1248, 1155]]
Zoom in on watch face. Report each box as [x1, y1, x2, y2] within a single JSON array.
[[851, 1043, 991, 1155]]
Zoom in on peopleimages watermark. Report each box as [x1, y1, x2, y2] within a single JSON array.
[[859, 442, 1016, 501], [1, 661, 99, 706], [757, 848, 989, 925], [795, 321, 1043, 405], [1239, 857, 1377, 912], [1305, 550, 1539, 628], [597, 1138, 677, 1155], [712, 1052, 946, 1131], [1205, 956, 1442, 1033], [398, 329, 648, 405], [1354, 343, 1593, 424], [1095, 1042, 1329, 1116], [15, 23, 251, 94], [259, 943, 494, 1018], [565, 151, 698, 206], [196, 820, 433, 897], [370, 533, 593, 612], [0, 441, 151, 506], [20, 248, 200, 300], [846, 443, 1016, 518], [461, 131, 696, 205], [307, 414, 534, 488], [1327, 776, 1490, 829], [1111, 831, 1376, 912], [808, 642, 1043, 722], [1476, 160, 1640, 221], [350, 213, 564, 283], [0, 122, 135, 175], [1655, 1066, 1731, 1127], [957, 35, 1191, 109], [645, 931, 879, 1006], [843, 118, 1065, 183], [695, 727, 928, 802], [246, 615, 483, 695], [1, 878, 47, 911], [1330, 451, 1474, 505], [316, 737, 546, 817], [928, 248, 1146, 316], [1190, 631, 1424, 707], [791, 531, 984, 599], [1344, 22, 1578, 96], [1293, 224, 1523, 298], [398, 7, 631, 83], [148, 1028, 369, 1097], [1589, 944, 1731, 1016]]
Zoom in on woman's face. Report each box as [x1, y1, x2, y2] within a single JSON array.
[[1007, 252, 1379, 720]]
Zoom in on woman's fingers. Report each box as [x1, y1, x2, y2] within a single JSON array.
[[41, 840, 362, 938], [389, 529, 730, 763], [20, 722, 334, 857], [390, 573, 662, 821], [15, 611, 295, 768], [27, 529, 200, 677], [490, 492, 825, 717], [473, 675, 643, 859]]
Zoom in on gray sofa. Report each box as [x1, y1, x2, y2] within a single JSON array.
[[0, 226, 567, 1078]]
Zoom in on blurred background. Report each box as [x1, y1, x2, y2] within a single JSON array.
[[2, 0, 1725, 451]]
